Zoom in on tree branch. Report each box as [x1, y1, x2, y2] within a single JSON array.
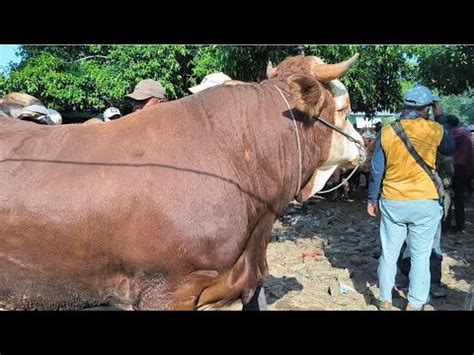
[[67, 55, 109, 63]]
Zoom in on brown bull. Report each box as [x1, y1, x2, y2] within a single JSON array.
[[0, 54, 363, 310]]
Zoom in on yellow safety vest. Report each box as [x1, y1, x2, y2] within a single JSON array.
[[381, 118, 444, 200]]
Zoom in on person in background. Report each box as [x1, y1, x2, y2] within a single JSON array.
[[103, 107, 122, 122], [125, 79, 168, 112], [367, 85, 455, 311], [19, 105, 62, 125], [398, 151, 454, 299], [444, 114, 472, 233]]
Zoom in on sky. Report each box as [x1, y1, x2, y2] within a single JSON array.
[[0, 45, 21, 74]]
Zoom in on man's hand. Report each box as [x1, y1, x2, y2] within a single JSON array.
[[433, 101, 443, 116], [367, 202, 379, 217]]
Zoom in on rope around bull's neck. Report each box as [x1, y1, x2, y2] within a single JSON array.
[[272, 84, 366, 197], [273, 85, 303, 198]]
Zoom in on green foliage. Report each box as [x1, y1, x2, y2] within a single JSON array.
[[439, 88, 474, 125], [107, 45, 193, 101], [2, 45, 194, 113], [190, 45, 301, 84], [381, 116, 395, 126], [1, 45, 304, 113], [416, 45, 473, 95], [191, 45, 411, 116], [0, 72, 5, 97], [305, 45, 410, 116], [1, 45, 471, 119], [461, 101, 474, 124]]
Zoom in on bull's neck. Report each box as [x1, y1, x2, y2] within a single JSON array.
[[248, 81, 330, 215], [288, 109, 332, 202], [274, 82, 319, 189]]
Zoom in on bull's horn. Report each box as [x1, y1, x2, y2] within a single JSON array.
[[312, 53, 359, 82], [266, 60, 277, 78]]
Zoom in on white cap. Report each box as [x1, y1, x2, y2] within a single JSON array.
[[47, 109, 62, 125], [189, 72, 232, 94], [104, 107, 122, 120], [19, 105, 62, 125], [21, 104, 49, 116]]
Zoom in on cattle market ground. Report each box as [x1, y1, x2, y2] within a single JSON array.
[[222, 188, 474, 311]]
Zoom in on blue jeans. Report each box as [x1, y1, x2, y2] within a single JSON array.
[[400, 222, 443, 285], [378, 198, 443, 309]]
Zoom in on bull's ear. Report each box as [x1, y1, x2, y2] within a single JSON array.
[[288, 74, 325, 117]]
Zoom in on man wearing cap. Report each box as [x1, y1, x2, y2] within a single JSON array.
[[103, 107, 122, 122], [367, 85, 455, 310], [19, 105, 62, 125], [125, 79, 168, 112]]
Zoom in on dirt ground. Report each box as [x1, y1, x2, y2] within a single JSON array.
[[223, 187, 474, 311]]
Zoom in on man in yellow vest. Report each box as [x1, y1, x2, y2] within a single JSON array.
[[368, 85, 455, 310]]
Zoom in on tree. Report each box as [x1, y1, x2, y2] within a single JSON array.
[[190, 45, 301, 84], [1, 45, 306, 115], [439, 88, 474, 125], [1, 45, 194, 114], [305, 45, 412, 117], [460, 99, 474, 124], [415, 45, 473, 96], [400, 45, 473, 125], [191, 45, 413, 116], [0, 72, 5, 97], [0, 45, 442, 120]]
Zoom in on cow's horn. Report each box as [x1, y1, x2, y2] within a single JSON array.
[[312, 53, 359, 82], [266, 60, 277, 78]]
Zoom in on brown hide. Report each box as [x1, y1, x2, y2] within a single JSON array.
[[0, 55, 358, 310], [83, 118, 105, 125]]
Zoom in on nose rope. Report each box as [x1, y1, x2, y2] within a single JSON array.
[[313, 115, 364, 147], [310, 117, 366, 194], [316, 164, 360, 194], [273, 84, 366, 197]]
